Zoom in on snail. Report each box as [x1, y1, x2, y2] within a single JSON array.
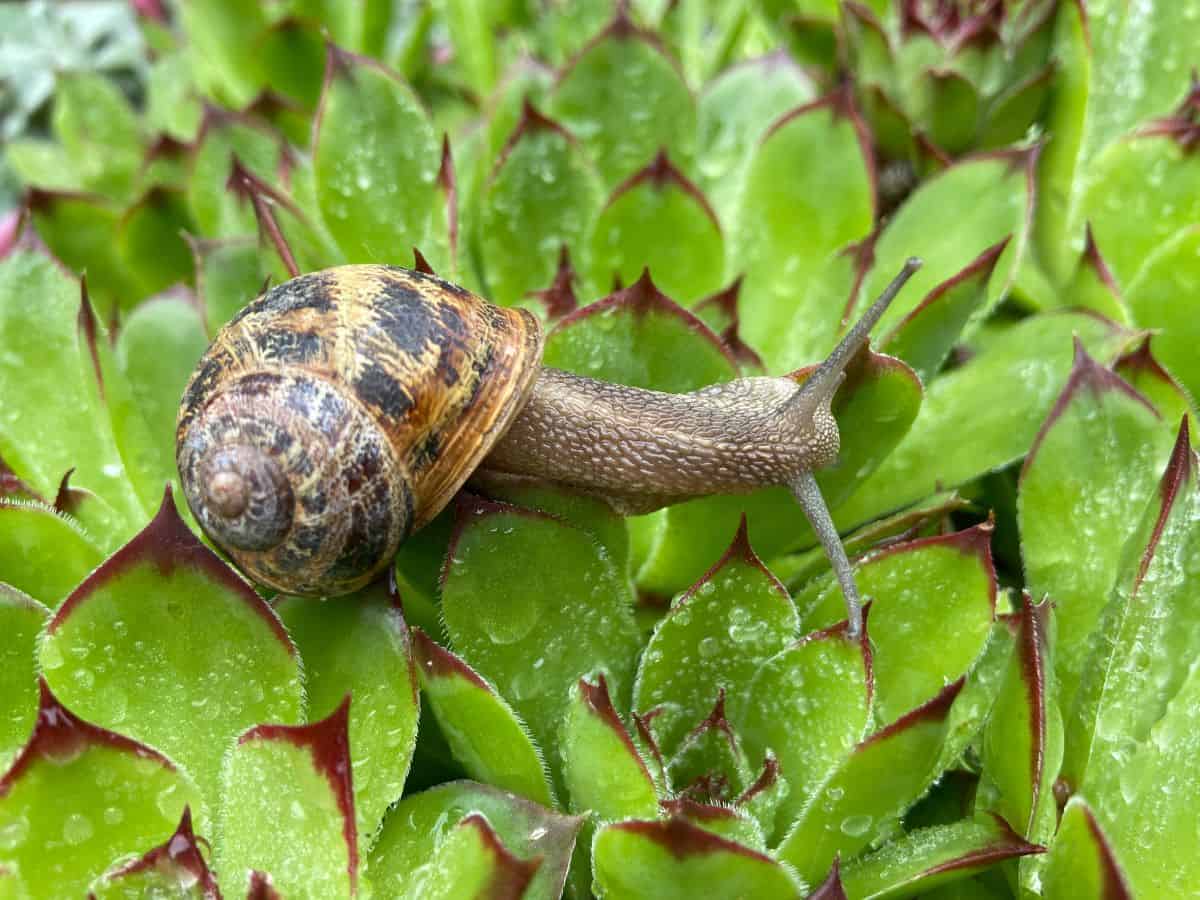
[[176, 259, 920, 638]]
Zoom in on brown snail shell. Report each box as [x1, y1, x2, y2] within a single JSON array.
[[176, 265, 542, 596]]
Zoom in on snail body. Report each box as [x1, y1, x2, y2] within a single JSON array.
[[177, 261, 920, 636]]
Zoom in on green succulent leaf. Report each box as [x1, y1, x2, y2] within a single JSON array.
[[369, 780, 582, 900], [734, 91, 874, 365], [145, 53, 204, 143], [115, 187, 194, 301], [696, 52, 815, 223], [1080, 136, 1200, 289], [593, 816, 802, 899], [665, 694, 756, 805], [1061, 228, 1128, 322], [411, 628, 554, 808], [0, 681, 203, 900], [26, 192, 139, 314], [981, 595, 1062, 841], [0, 254, 153, 537], [841, 815, 1043, 900], [863, 150, 1035, 342], [177, 0, 268, 107], [811, 348, 923, 511], [550, 13, 696, 189], [0, 503, 105, 609], [218, 699, 358, 898], [544, 270, 738, 390], [561, 674, 658, 821], [879, 240, 1009, 385], [89, 808, 220, 899], [1018, 341, 1175, 711], [115, 296, 210, 475], [777, 679, 965, 884], [733, 619, 872, 840], [1066, 421, 1200, 797], [0, 587, 48, 766], [586, 151, 723, 304], [313, 46, 440, 265], [40, 491, 304, 813], [477, 102, 603, 307], [187, 114, 283, 240], [634, 518, 798, 756], [803, 523, 996, 726], [276, 581, 420, 850], [190, 237, 263, 334], [1041, 797, 1133, 900], [441, 497, 641, 787], [1114, 338, 1197, 434], [1126, 225, 1200, 405], [50, 71, 141, 200], [835, 311, 1136, 529], [5, 141, 82, 194], [1085, 657, 1200, 897]]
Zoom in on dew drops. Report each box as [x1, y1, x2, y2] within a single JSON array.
[[839, 814, 873, 837], [62, 812, 93, 845], [0, 818, 29, 851]]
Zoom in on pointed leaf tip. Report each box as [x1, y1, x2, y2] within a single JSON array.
[[239, 695, 358, 889], [808, 858, 848, 899], [1083, 223, 1120, 294], [1134, 416, 1196, 594], [859, 676, 966, 751], [526, 245, 579, 320], [246, 870, 282, 899], [1, 678, 177, 797], [48, 484, 293, 652], [459, 814, 543, 900], [412, 247, 435, 274], [104, 805, 220, 896]]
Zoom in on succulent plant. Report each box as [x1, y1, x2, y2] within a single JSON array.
[[1, 0, 1199, 897]]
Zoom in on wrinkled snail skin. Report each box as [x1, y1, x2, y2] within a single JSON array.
[[177, 260, 919, 615]]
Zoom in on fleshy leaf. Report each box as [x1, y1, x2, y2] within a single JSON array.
[[177, 0, 267, 106], [411, 628, 554, 808], [586, 150, 724, 304], [841, 815, 1043, 900], [1126, 224, 1200, 405], [810, 347, 923, 511], [696, 52, 816, 223], [777, 679, 965, 884], [188, 236, 262, 334], [186, 112, 281, 239], [1018, 341, 1174, 711], [879, 240, 1009, 384], [0, 502, 105, 608], [1066, 421, 1200, 797], [441, 498, 641, 789], [1041, 798, 1132, 900], [217, 699, 358, 898], [981, 595, 1062, 839], [665, 693, 755, 805], [0, 681, 203, 900], [544, 269, 738, 391], [50, 71, 140, 200], [1085, 657, 1200, 897], [313, 45, 440, 264], [0, 253, 152, 534], [861, 150, 1035, 341], [90, 807, 220, 899], [593, 816, 802, 899], [1113, 337, 1197, 434], [733, 619, 872, 839], [1062, 226, 1128, 322], [634, 518, 798, 756], [276, 580, 420, 849], [835, 311, 1136, 529], [115, 296, 210, 477], [561, 674, 657, 820], [369, 780, 582, 900], [41, 489, 303, 812], [116, 187, 194, 299], [803, 524, 996, 725], [25, 192, 139, 314], [1081, 134, 1200, 289], [733, 91, 874, 364], [550, 13, 696, 188], [0, 587, 48, 766], [478, 102, 602, 307]]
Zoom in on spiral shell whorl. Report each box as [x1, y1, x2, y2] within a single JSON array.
[[176, 265, 542, 596]]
